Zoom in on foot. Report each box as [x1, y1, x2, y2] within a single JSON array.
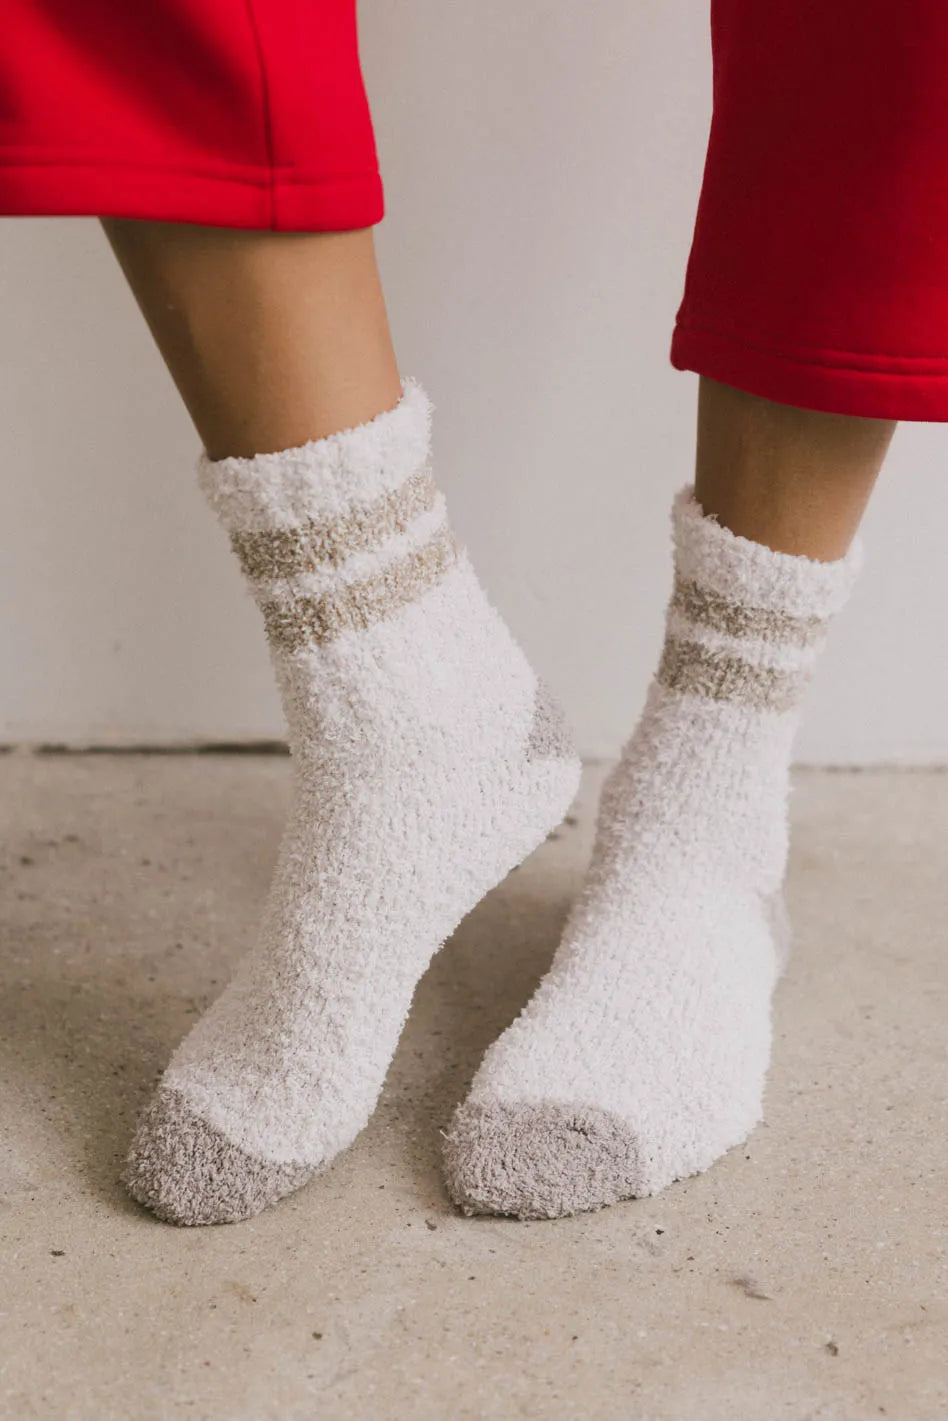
[[124, 383, 580, 1224], [443, 487, 861, 1218]]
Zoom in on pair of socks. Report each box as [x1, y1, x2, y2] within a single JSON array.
[[124, 383, 861, 1224]]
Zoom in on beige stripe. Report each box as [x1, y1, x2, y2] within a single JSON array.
[[261, 526, 460, 652], [671, 575, 828, 649], [231, 467, 437, 580], [657, 636, 807, 713]]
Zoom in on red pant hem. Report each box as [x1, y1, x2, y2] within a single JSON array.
[[0, 159, 384, 231], [671, 319, 948, 422]]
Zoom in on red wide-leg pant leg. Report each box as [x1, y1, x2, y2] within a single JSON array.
[[671, 0, 948, 421]]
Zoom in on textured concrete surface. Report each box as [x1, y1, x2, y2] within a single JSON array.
[[0, 756, 945, 1420]]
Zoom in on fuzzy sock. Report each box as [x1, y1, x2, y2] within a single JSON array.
[[124, 382, 580, 1224], [443, 486, 862, 1219]]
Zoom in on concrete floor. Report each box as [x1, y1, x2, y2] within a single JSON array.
[[0, 756, 945, 1420]]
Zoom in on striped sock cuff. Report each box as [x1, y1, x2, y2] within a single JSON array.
[[672, 485, 864, 622], [659, 487, 863, 713], [196, 379, 433, 529], [229, 466, 439, 579], [197, 380, 465, 652]]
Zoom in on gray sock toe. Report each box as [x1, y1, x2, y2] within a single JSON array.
[[442, 1101, 643, 1220], [123, 1088, 313, 1226]]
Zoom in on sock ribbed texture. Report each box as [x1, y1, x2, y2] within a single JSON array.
[[443, 486, 863, 1219], [124, 381, 581, 1224]]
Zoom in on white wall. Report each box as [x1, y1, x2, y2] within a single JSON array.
[[0, 0, 944, 762]]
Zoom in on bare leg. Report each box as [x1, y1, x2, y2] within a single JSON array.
[[694, 376, 896, 560], [100, 219, 402, 459]]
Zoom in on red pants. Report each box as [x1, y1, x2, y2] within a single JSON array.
[[3, 3, 945, 420], [0, 1, 383, 231], [671, 0, 948, 421]]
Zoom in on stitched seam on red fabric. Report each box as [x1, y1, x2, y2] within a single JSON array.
[[676, 315, 948, 368], [241, 0, 277, 225], [0, 145, 294, 173], [0, 156, 378, 188]]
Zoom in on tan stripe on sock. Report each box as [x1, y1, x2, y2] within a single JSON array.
[[671, 575, 828, 649], [261, 526, 460, 652], [231, 467, 437, 580], [658, 636, 807, 713]]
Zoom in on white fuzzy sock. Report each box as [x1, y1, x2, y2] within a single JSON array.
[[124, 382, 580, 1224], [444, 487, 862, 1218]]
